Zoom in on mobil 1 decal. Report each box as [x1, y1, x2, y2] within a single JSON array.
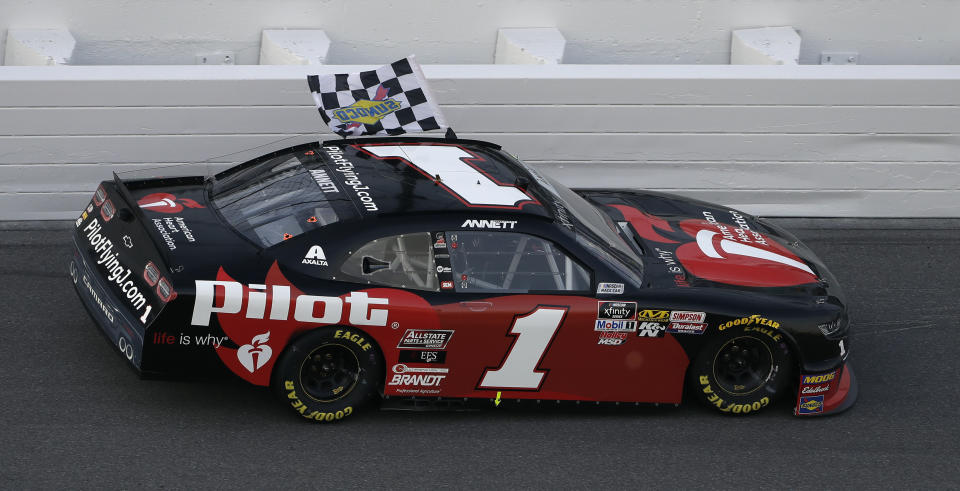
[[355, 143, 539, 209], [609, 205, 817, 288]]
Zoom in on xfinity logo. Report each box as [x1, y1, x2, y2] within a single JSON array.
[[461, 219, 517, 229], [191, 281, 389, 327]]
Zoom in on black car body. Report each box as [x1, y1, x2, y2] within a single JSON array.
[[70, 137, 856, 420]]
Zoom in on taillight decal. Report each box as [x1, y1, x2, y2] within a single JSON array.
[[143, 261, 160, 286], [157, 277, 176, 303], [93, 185, 106, 206], [100, 199, 116, 221]]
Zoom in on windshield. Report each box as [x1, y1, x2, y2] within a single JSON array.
[[542, 176, 643, 264], [210, 151, 345, 247]]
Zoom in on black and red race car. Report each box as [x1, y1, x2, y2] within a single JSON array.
[[70, 136, 856, 421]]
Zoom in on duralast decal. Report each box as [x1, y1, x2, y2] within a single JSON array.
[[666, 322, 707, 335], [191, 281, 389, 328]]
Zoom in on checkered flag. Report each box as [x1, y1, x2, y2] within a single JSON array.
[[307, 56, 448, 137]]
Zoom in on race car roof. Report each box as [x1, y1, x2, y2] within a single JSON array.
[[312, 137, 554, 220]]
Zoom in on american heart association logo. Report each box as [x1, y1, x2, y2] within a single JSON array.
[[237, 332, 272, 373], [137, 193, 205, 214], [674, 220, 818, 288]]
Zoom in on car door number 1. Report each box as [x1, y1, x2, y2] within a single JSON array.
[[479, 307, 567, 390]]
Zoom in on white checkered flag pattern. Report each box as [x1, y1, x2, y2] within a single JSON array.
[[307, 56, 448, 137]]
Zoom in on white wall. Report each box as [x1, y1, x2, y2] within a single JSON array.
[[1, 64, 959, 219], [1, 0, 960, 65]]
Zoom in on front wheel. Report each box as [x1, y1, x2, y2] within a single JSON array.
[[689, 325, 793, 415], [272, 327, 383, 422]]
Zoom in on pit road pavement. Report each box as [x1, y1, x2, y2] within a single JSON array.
[[0, 219, 957, 488]]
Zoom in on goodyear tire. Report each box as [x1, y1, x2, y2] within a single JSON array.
[[689, 325, 793, 415], [272, 327, 383, 422]]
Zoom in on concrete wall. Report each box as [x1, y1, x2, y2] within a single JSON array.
[[1, 64, 959, 219], [1, 1, 959, 65]]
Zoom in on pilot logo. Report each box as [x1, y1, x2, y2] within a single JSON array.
[[237, 331, 272, 373], [137, 193, 205, 214], [302, 245, 328, 266], [331, 85, 402, 130]]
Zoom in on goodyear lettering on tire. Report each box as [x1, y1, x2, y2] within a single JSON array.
[[284, 380, 353, 422], [698, 375, 770, 414]]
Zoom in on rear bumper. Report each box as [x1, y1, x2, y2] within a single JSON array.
[[70, 237, 145, 372], [793, 362, 858, 416]]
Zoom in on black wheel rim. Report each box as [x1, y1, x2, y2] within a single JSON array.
[[712, 336, 774, 396], [299, 343, 361, 403]]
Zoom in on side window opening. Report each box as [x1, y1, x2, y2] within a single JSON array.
[[340, 233, 438, 291], [446, 231, 590, 293]]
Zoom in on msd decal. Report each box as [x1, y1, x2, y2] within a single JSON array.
[[137, 193, 205, 214]]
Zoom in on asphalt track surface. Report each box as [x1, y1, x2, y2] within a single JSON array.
[[1, 219, 958, 489]]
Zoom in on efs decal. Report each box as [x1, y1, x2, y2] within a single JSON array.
[[137, 193, 205, 214]]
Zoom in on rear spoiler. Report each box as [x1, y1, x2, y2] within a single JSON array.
[[111, 172, 176, 269]]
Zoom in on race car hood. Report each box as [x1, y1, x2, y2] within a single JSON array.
[[577, 189, 844, 299], [125, 178, 256, 281]]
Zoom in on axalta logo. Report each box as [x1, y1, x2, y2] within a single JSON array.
[[461, 219, 518, 229], [191, 281, 389, 327], [137, 193, 205, 214], [302, 245, 328, 266]]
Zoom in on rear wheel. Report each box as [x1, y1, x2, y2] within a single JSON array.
[[272, 327, 383, 422], [690, 325, 792, 415]]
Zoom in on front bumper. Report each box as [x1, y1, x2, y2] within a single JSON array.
[[793, 362, 858, 416]]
